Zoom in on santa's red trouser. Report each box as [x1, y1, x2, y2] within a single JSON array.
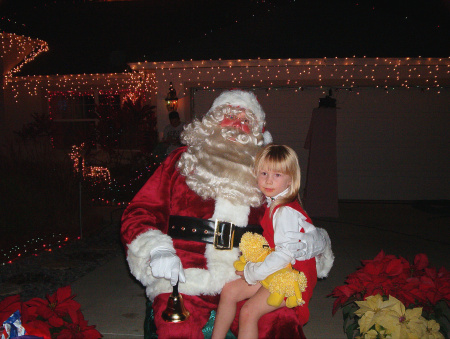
[[152, 293, 306, 339]]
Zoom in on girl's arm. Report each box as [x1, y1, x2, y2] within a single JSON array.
[[243, 206, 304, 284]]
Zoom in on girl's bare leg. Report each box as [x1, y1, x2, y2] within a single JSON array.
[[211, 278, 260, 339], [238, 285, 285, 339]]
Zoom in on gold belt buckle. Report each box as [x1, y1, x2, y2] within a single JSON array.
[[213, 220, 235, 250]]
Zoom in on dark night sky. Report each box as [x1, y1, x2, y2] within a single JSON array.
[[1, 0, 449, 76]]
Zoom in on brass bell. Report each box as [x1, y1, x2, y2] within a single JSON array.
[[162, 282, 190, 322]]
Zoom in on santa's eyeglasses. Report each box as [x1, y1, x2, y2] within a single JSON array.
[[224, 113, 252, 126]]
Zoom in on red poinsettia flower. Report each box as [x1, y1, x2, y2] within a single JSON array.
[[330, 285, 358, 314], [389, 276, 420, 307], [412, 253, 429, 271], [23, 319, 52, 339], [415, 268, 450, 306], [26, 286, 81, 328], [331, 251, 450, 339], [390, 258, 409, 277], [56, 310, 102, 338], [363, 276, 390, 298], [437, 266, 450, 280], [0, 295, 22, 324], [331, 251, 450, 312]]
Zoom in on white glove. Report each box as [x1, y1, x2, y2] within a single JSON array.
[[284, 226, 327, 261], [149, 247, 186, 286]]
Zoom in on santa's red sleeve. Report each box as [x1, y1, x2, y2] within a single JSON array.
[[120, 148, 186, 290], [120, 149, 181, 246]]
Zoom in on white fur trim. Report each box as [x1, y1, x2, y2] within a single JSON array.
[[136, 245, 241, 301], [263, 130, 273, 145], [212, 197, 251, 226], [128, 229, 174, 259], [209, 90, 265, 125], [315, 228, 334, 278], [126, 229, 175, 291], [127, 200, 252, 300]]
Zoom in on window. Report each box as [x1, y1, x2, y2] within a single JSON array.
[[49, 92, 97, 149], [48, 90, 156, 151]]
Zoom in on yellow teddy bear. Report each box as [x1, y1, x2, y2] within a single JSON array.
[[234, 232, 307, 308]]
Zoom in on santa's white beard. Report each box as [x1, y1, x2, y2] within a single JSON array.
[[178, 126, 263, 208]]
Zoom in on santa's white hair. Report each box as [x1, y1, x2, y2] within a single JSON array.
[[208, 90, 265, 129], [178, 90, 270, 208]]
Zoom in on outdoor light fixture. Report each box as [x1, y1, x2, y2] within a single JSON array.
[[165, 82, 178, 112]]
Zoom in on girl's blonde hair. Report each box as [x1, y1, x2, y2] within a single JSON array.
[[254, 144, 302, 215]]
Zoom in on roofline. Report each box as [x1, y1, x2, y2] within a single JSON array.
[[128, 57, 450, 70]]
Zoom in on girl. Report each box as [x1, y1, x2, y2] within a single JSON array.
[[211, 144, 318, 339]]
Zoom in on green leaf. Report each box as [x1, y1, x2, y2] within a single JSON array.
[[345, 321, 359, 339], [342, 303, 352, 317], [343, 303, 359, 334], [434, 300, 450, 321], [348, 304, 358, 318], [343, 302, 358, 318], [439, 327, 448, 339], [343, 314, 353, 330]]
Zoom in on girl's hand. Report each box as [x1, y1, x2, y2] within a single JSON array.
[[236, 270, 253, 285]]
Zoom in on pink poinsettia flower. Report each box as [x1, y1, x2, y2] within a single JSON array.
[[56, 310, 102, 338], [26, 286, 81, 327]]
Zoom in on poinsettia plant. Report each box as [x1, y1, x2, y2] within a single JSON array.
[[330, 251, 450, 339], [0, 286, 102, 339]]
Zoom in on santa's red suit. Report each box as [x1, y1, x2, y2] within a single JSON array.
[[121, 146, 308, 338]]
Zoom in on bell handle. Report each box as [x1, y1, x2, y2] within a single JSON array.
[[172, 281, 179, 296]]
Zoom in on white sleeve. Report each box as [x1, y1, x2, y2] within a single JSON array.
[[243, 206, 303, 285]]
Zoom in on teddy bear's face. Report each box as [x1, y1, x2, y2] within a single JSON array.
[[239, 232, 272, 263]]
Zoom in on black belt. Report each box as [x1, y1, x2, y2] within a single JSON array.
[[168, 215, 263, 250]]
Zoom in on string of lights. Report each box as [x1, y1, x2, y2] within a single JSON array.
[[1, 32, 49, 79], [1, 234, 72, 266], [132, 57, 449, 97], [5, 70, 156, 102], [4, 56, 448, 106]]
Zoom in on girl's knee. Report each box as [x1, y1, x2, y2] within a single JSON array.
[[221, 281, 233, 293], [220, 282, 235, 299], [239, 302, 258, 324], [221, 280, 242, 300]]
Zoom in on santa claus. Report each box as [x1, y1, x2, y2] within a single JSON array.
[[120, 90, 333, 338]]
